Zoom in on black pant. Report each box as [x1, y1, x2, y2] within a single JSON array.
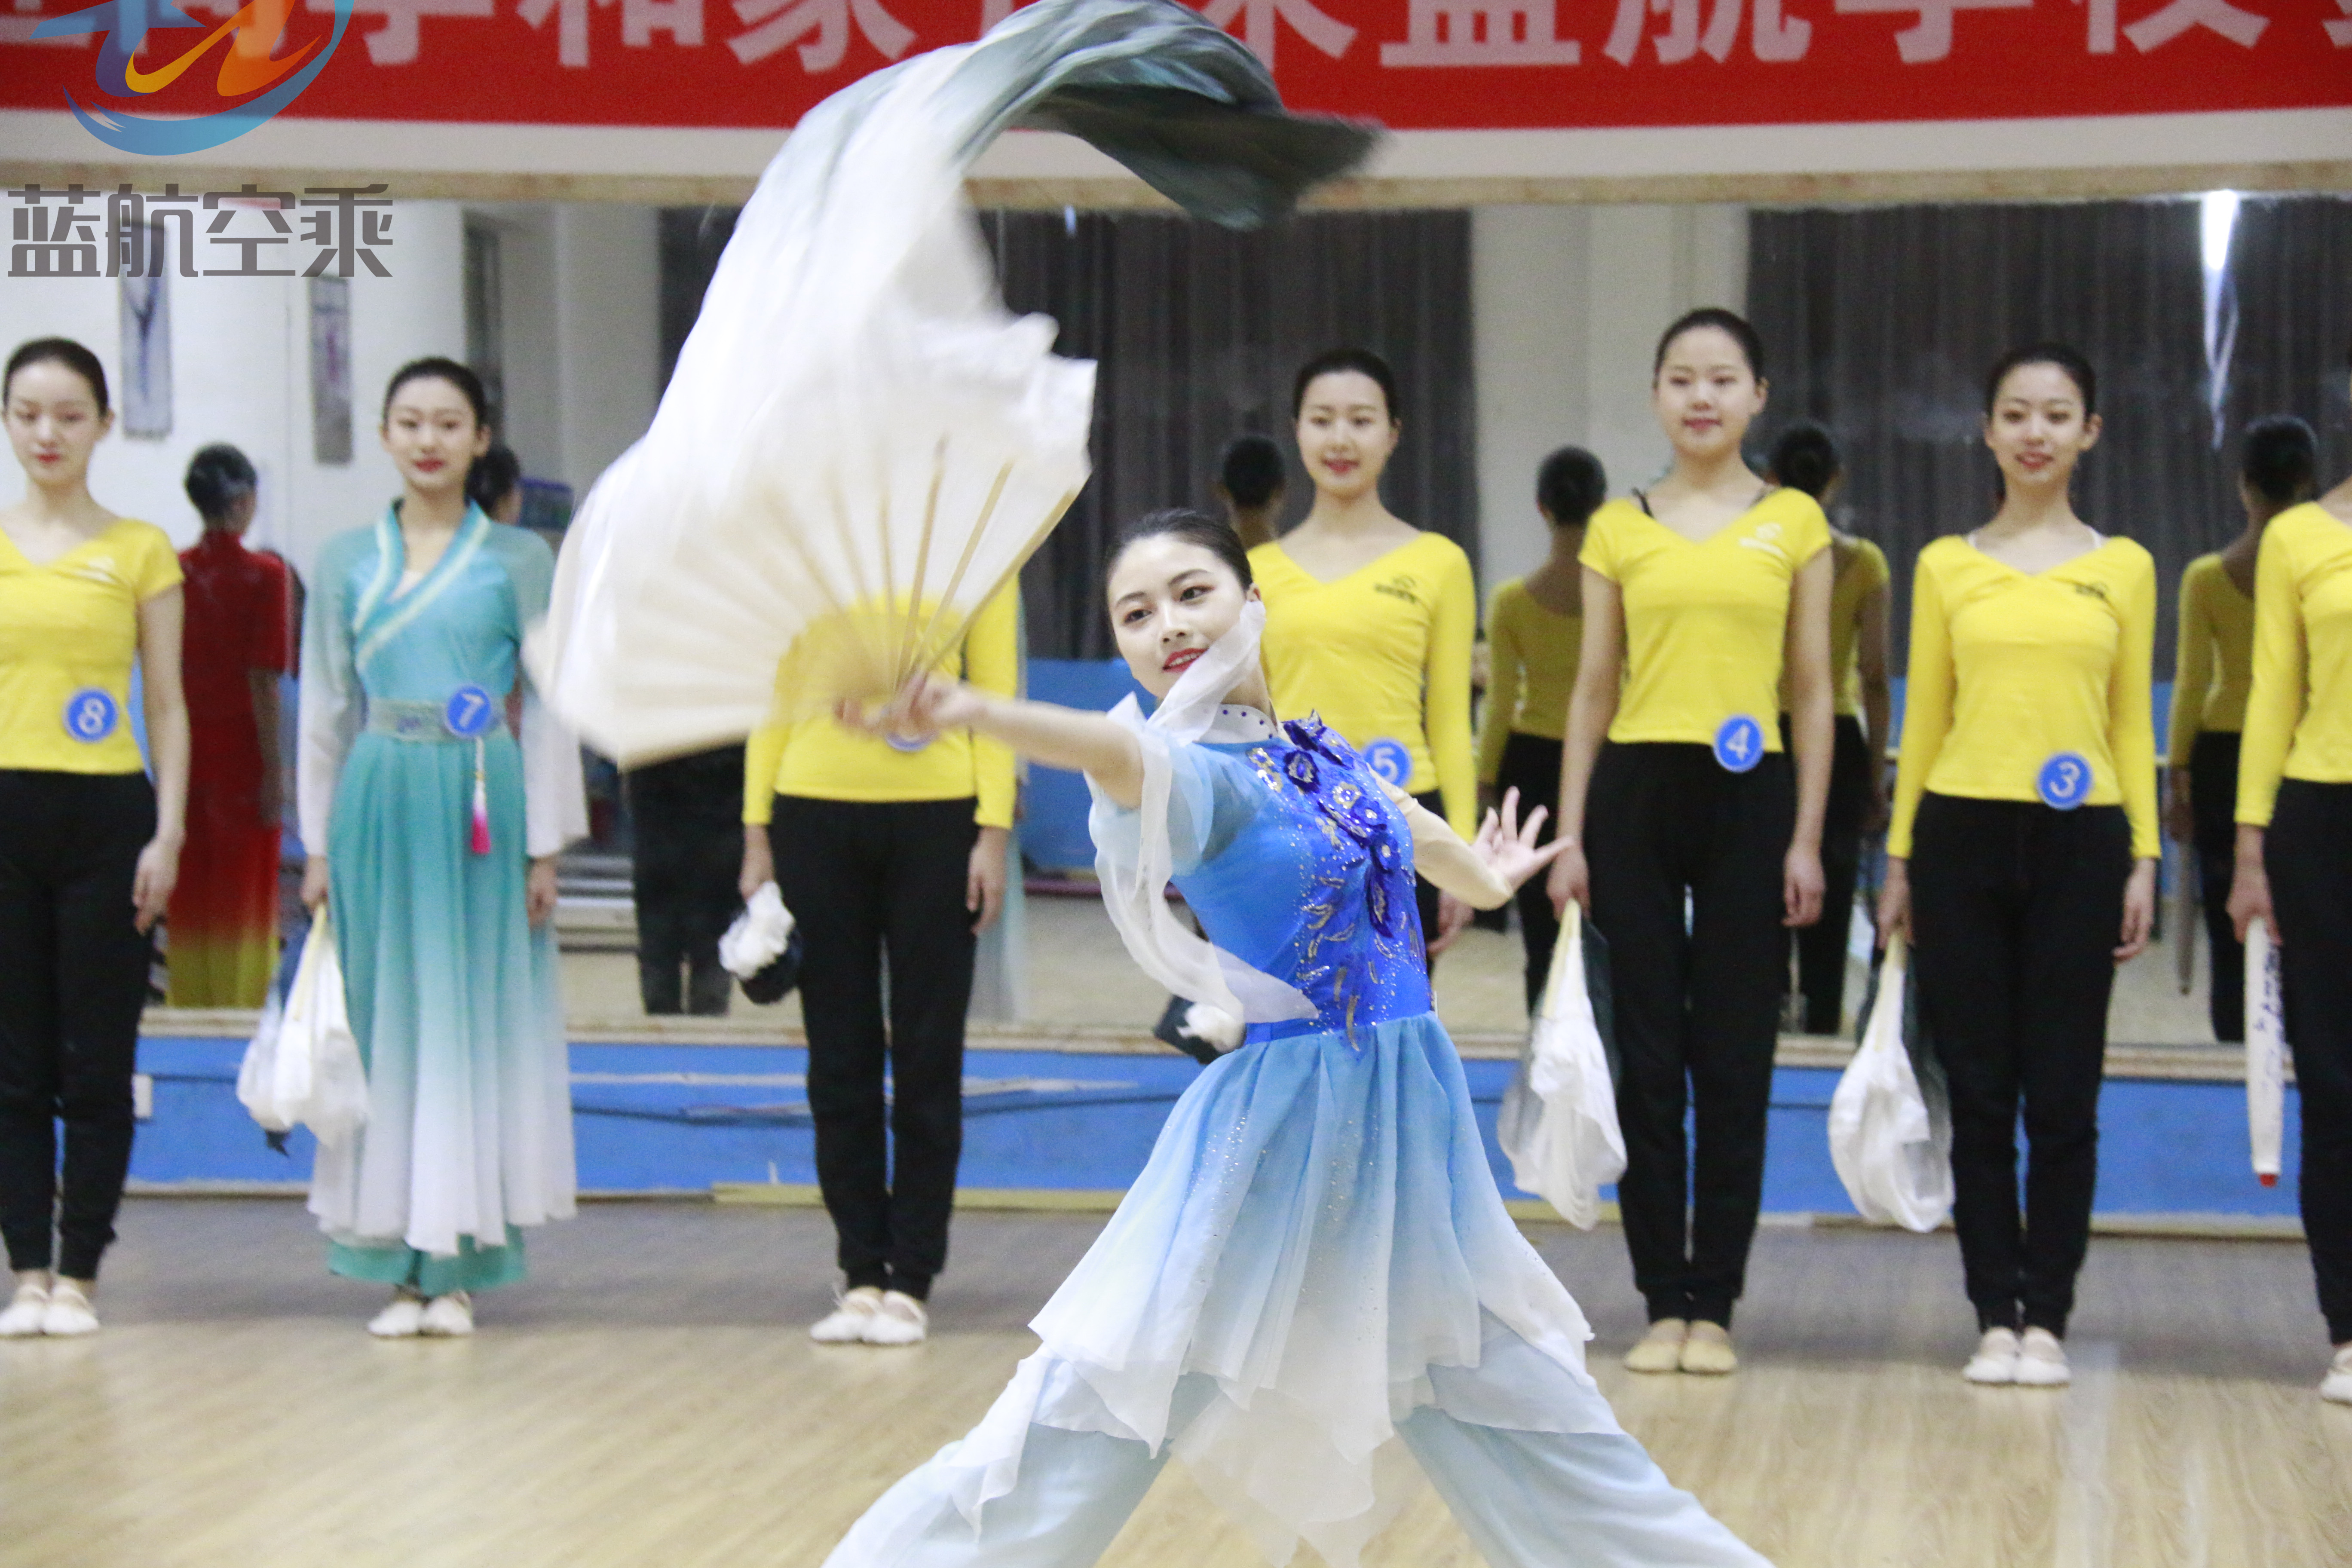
[[627, 746, 746, 1016], [1782, 714, 1874, 1035], [1909, 793, 2130, 1336], [2267, 779, 2352, 1345], [2190, 731, 2245, 1042], [1495, 732, 1565, 1013], [0, 771, 156, 1280], [770, 795, 977, 1299], [1586, 742, 1794, 1327]]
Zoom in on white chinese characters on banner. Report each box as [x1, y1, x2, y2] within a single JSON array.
[[2328, 0, 2352, 45], [1381, 0, 1582, 64], [302, 0, 493, 65], [729, 0, 913, 67], [2122, 0, 2267, 49], [1605, 0, 1810, 63], [521, 0, 703, 66], [1198, 0, 1356, 67], [1832, 0, 2029, 62]]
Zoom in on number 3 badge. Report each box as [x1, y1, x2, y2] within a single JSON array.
[[1712, 714, 1763, 774], [2037, 751, 2092, 809]]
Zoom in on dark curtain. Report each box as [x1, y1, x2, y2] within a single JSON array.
[[2221, 196, 2352, 496], [1750, 199, 2230, 671], [984, 210, 1476, 659]]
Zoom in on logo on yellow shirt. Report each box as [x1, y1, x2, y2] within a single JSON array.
[[63, 556, 120, 588]]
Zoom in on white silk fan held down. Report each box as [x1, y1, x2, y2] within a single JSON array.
[[535, 0, 1376, 764]]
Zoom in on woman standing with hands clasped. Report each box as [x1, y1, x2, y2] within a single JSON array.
[[2226, 345, 2352, 1407], [1548, 309, 1835, 1377], [1250, 349, 1479, 960], [299, 358, 585, 1338], [1878, 345, 2158, 1389], [0, 338, 188, 1338]]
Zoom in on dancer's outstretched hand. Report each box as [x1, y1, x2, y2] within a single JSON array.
[[1474, 787, 1571, 894], [839, 674, 988, 746]]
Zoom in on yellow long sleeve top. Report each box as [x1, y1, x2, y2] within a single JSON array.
[[1581, 487, 1831, 753], [1476, 577, 1581, 784], [741, 584, 1020, 829], [1250, 531, 1478, 836], [2236, 502, 2352, 827], [0, 518, 181, 774], [1888, 535, 2159, 860], [2168, 552, 2256, 769]]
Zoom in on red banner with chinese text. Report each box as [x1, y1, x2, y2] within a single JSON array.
[[3, 0, 2346, 134]]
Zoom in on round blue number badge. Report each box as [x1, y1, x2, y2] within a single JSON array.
[[1363, 739, 1412, 788], [444, 684, 498, 740], [63, 688, 119, 744], [1712, 714, 1764, 774], [2037, 751, 2092, 810]]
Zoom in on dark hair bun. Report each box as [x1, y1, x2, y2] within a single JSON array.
[[1535, 446, 1607, 526], [1767, 423, 1841, 501], [184, 443, 258, 521]]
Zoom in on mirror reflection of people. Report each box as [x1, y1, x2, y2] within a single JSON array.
[[167, 443, 291, 1010], [1214, 433, 1286, 551], [1477, 444, 1606, 1011], [814, 508, 1769, 1568], [627, 743, 746, 1016], [1765, 422, 1892, 1036], [2169, 417, 2316, 1044], [1250, 349, 1479, 964], [0, 337, 190, 1339], [466, 441, 525, 525], [298, 358, 586, 1339], [2226, 341, 2352, 1409], [1548, 309, 1835, 1379], [1879, 345, 2159, 1390]]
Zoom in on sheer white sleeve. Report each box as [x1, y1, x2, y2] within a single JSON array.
[[296, 534, 363, 857], [520, 687, 589, 858], [1084, 602, 1314, 1025]]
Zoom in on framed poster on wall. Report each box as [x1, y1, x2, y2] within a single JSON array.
[[309, 275, 352, 466]]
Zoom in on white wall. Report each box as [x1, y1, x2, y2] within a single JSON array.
[[552, 204, 660, 497], [0, 202, 466, 579], [1471, 204, 1747, 589]]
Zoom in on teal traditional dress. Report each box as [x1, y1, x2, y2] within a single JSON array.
[[296, 505, 585, 1295]]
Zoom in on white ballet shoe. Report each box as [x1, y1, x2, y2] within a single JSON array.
[[418, 1292, 475, 1338], [367, 1290, 427, 1338], [0, 1282, 51, 1338], [1678, 1321, 1738, 1375], [40, 1282, 99, 1338], [2013, 1327, 2072, 1387], [2321, 1344, 2352, 1406], [1625, 1318, 1688, 1374], [862, 1290, 928, 1346], [1963, 1327, 2021, 1384], [810, 1285, 884, 1343]]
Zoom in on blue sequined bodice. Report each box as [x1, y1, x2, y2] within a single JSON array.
[[1173, 717, 1432, 1046]]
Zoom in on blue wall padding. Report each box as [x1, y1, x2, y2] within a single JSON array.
[[134, 1035, 2300, 1219]]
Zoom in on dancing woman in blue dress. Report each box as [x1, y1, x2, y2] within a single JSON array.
[[823, 510, 1768, 1568]]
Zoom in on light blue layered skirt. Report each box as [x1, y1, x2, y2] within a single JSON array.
[[313, 729, 575, 1292], [851, 1012, 1627, 1567]]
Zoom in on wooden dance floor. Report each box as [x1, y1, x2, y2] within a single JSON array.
[[4, 1198, 2346, 1568]]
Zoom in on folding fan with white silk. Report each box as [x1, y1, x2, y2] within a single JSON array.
[[533, 0, 1376, 765]]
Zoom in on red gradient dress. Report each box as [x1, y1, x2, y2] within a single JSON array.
[[167, 530, 290, 1008]]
